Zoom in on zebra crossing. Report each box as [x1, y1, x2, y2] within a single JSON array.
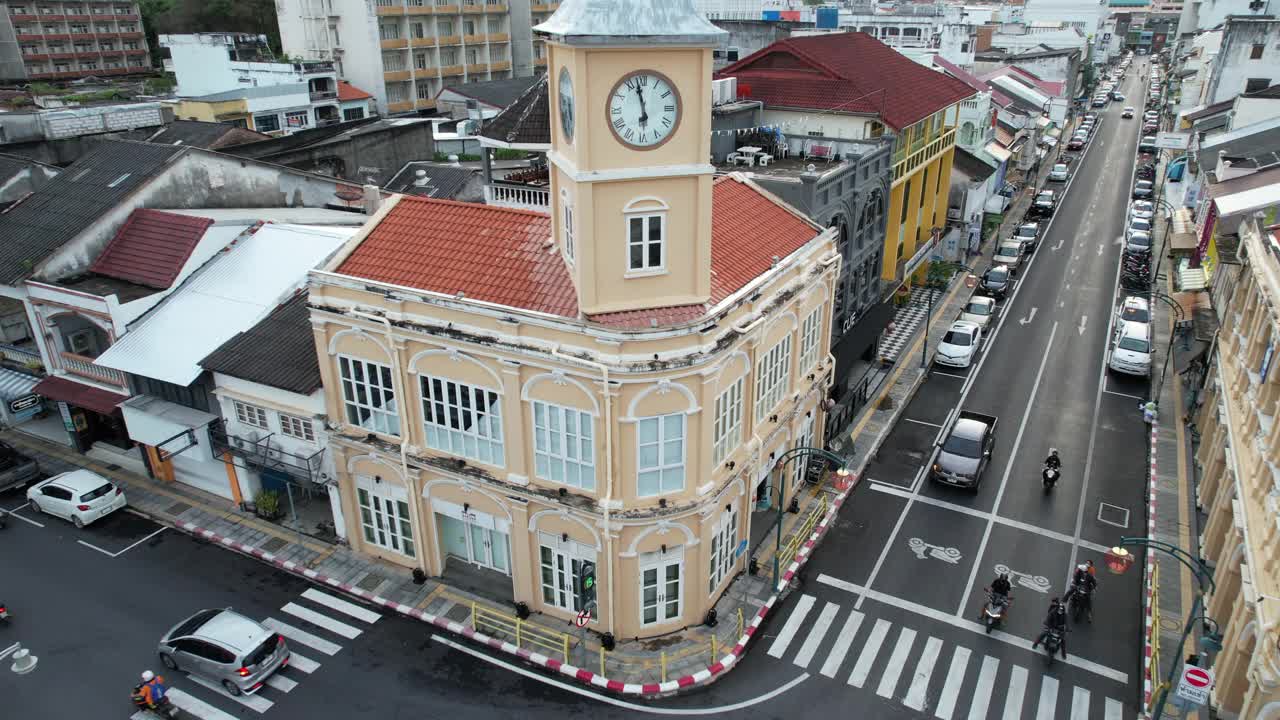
[[765, 593, 1129, 719], [136, 588, 381, 720]]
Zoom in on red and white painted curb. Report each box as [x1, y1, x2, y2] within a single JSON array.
[[1141, 418, 1159, 711], [173, 472, 862, 697]]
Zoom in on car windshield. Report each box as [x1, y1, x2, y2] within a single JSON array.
[[966, 302, 991, 316], [1053, 164, 1067, 172], [942, 434, 982, 457], [987, 267, 1008, 281], [1118, 336, 1151, 353], [1121, 305, 1150, 323], [1037, 193, 1052, 202], [1130, 234, 1151, 246], [1015, 227, 1035, 238], [996, 246, 1018, 258], [943, 329, 973, 346], [1137, 181, 1153, 189], [79, 482, 114, 502], [1131, 220, 1151, 232]]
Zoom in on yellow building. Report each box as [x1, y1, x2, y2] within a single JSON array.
[[1194, 214, 1280, 718], [305, 0, 841, 640], [717, 32, 973, 286]]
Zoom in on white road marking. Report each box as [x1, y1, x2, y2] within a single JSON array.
[[930, 371, 969, 380], [816, 573, 1129, 683], [301, 589, 381, 624], [262, 618, 342, 656], [1036, 675, 1059, 720], [432, 634, 810, 715], [904, 635, 943, 711], [287, 652, 320, 674], [282, 602, 363, 639], [264, 674, 297, 692], [820, 610, 863, 678], [1103, 388, 1145, 400], [768, 594, 815, 659], [165, 688, 240, 720], [1105, 697, 1124, 720], [958, 321, 1061, 616], [188, 674, 274, 713], [876, 627, 916, 699], [1070, 686, 1091, 720], [1019, 307, 1038, 325], [848, 618, 891, 688], [935, 646, 971, 720], [903, 417, 944, 428], [77, 527, 166, 558], [793, 601, 840, 669], [1002, 664, 1028, 720], [967, 656, 1000, 720], [1078, 315, 1088, 335], [3, 504, 44, 527]]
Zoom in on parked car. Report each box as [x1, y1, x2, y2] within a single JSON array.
[[1126, 230, 1153, 254], [1084, 112, 1098, 123], [993, 242, 1024, 273], [1121, 106, 1135, 118], [1144, 110, 1159, 121], [1130, 200, 1155, 221], [1012, 222, 1040, 252], [1135, 164, 1157, 181], [1067, 136, 1086, 151], [1117, 295, 1151, 324], [1029, 190, 1057, 218], [158, 608, 291, 696], [0, 442, 40, 494], [1092, 95, 1108, 108], [26, 469, 126, 528], [1142, 121, 1159, 134], [1111, 91, 1126, 101], [931, 410, 998, 490], [1048, 163, 1070, 182], [1133, 179, 1155, 198], [960, 295, 997, 329], [934, 320, 983, 368], [980, 265, 1012, 299], [1109, 320, 1153, 376], [1138, 136, 1158, 153]]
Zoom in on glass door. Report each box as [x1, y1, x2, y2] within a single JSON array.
[[639, 548, 683, 626]]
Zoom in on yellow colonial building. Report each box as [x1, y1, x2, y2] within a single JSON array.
[[306, 0, 840, 640], [1195, 215, 1280, 718]]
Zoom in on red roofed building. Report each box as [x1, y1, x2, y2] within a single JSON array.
[[718, 32, 975, 284], [308, 0, 842, 642], [337, 81, 375, 123]]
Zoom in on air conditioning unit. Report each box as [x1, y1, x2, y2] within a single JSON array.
[[233, 437, 247, 450]]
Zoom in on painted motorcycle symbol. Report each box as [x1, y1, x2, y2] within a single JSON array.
[[908, 538, 962, 564], [994, 563, 1052, 593]]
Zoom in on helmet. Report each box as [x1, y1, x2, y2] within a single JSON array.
[[1050, 449, 1059, 457], [141, 670, 155, 682]]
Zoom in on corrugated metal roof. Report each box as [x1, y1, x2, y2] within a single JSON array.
[[194, 83, 309, 102], [95, 223, 354, 386], [0, 368, 39, 402]]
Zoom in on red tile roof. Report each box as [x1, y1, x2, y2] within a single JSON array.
[[337, 175, 822, 327], [337, 81, 373, 102], [89, 209, 213, 289], [718, 32, 975, 131], [32, 375, 127, 416]]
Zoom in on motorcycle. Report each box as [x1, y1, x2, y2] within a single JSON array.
[[1042, 466, 1060, 491], [1042, 627, 1065, 666], [131, 686, 180, 719], [982, 591, 1011, 634], [1067, 584, 1092, 623]]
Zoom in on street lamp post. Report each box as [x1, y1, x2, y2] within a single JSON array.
[[770, 446, 850, 590], [1149, 291, 1186, 398], [1106, 538, 1219, 719], [1150, 196, 1178, 287], [921, 261, 979, 370]]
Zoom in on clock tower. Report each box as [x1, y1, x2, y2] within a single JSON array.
[[536, 0, 726, 316]]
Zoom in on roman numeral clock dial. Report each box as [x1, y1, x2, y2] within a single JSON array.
[[607, 71, 680, 149]]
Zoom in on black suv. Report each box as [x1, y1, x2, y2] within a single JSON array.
[[1028, 190, 1057, 218]]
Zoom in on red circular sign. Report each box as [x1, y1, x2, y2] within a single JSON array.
[[575, 610, 591, 628], [1184, 667, 1211, 688]]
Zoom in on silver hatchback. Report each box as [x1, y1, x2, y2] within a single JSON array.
[[158, 608, 290, 696]]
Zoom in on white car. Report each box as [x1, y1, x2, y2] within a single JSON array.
[[1129, 217, 1153, 236], [935, 320, 983, 368], [1130, 200, 1154, 221], [1048, 163, 1070, 182], [960, 295, 996, 329], [1109, 320, 1153, 376], [993, 242, 1024, 273], [1122, 106, 1135, 118], [1117, 295, 1151, 324], [26, 469, 127, 528], [1126, 230, 1153, 254]]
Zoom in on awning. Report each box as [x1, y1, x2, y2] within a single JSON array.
[[985, 142, 1013, 163], [833, 301, 896, 383], [120, 395, 217, 458], [33, 375, 127, 416], [1178, 261, 1208, 291], [0, 368, 40, 403]]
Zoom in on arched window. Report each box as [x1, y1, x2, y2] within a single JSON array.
[[623, 197, 669, 274], [560, 188, 575, 264], [960, 121, 976, 147]]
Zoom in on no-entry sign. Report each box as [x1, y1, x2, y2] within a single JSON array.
[[574, 610, 591, 628], [1175, 665, 1214, 705]]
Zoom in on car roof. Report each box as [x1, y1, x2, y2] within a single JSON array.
[[953, 418, 986, 440], [949, 320, 979, 333], [190, 609, 272, 653], [1118, 320, 1150, 339], [45, 469, 110, 493], [1122, 296, 1150, 311]]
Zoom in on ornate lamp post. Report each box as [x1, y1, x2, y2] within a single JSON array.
[[769, 446, 850, 590]]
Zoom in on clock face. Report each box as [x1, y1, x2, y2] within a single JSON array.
[[607, 70, 681, 150], [558, 67, 574, 142]]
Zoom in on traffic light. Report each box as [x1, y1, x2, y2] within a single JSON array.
[[576, 561, 597, 610]]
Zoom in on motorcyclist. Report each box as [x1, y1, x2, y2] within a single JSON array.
[[980, 573, 1014, 619], [1044, 449, 1062, 471], [1067, 561, 1099, 622], [1032, 598, 1068, 658], [135, 670, 168, 709]]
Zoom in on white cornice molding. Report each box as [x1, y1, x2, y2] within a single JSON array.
[[547, 150, 715, 183]]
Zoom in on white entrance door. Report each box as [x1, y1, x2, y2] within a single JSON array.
[[639, 546, 684, 626], [468, 522, 510, 573], [539, 533, 597, 613], [432, 498, 510, 575], [792, 416, 816, 489]]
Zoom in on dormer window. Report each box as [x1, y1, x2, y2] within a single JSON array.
[[624, 197, 667, 275]]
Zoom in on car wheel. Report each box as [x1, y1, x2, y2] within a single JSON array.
[[28, 499, 41, 515], [222, 679, 243, 697], [159, 652, 179, 671], [72, 515, 84, 529]]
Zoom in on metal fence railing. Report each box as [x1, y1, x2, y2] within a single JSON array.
[[471, 602, 570, 663], [778, 494, 829, 572]]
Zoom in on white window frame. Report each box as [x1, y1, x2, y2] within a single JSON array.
[[532, 400, 594, 490], [708, 505, 739, 594], [233, 400, 269, 430], [712, 377, 743, 464], [636, 413, 685, 497], [355, 477, 415, 558], [561, 190, 575, 264], [623, 198, 668, 275], [639, 546, 683, 626], [755, 335, 792, 421], [799, 307, 822, 372], [279, 413, 316, 443], [538, 532, 597, 614], [338, 355, 400, 436], [420, 375, 505, 466]]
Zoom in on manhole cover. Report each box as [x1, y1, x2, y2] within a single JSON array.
[[1098, 503, 1130, 528], [167, 501, 191, 516], [445, 603, 471, 624], [356, 573, 386, 592], [260, 536, 288, 554]]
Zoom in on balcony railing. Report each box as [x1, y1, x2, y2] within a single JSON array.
[[208, 419, 326, 486], [892, 126, 955, 184], [484, 182, 549, 210], [58, 351, 126, 387], [310, 89, 338, 100]]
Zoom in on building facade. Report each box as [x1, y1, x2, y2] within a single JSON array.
[[1202, 16, 1280, 106], [307, 0, 841, 640], [0, 0, 149, 81]]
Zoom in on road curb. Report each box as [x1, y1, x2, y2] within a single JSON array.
[[1142, 415, 1159, 713]]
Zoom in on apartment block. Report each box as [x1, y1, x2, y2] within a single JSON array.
[[277, 0, 545, 116], [0, 0, 149, 81]]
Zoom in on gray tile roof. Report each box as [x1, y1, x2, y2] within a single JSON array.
[[0, 140, 185, 286], [145, 120, 266, 149], [385, 161, 478, 199], [479, 74, 550, 147], [442, 75, 542, 109], [0, 153, 40, 185], [200, 292, 322, 395]]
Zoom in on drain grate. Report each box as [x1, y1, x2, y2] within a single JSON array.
[[356, 573, 386, 592], [167, 501, 192, 516], [1098, 502, 1130, 528], [445, 603, 472, 624], [104, 463, 121, 472], [260, 537, 288, 554]]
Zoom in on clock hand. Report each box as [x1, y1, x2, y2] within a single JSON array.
[[635, 85, 649, 126]]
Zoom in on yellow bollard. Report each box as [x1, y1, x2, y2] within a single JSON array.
[[711, 635, 718, 664], [516, 618, 523, 650], [470, 602, 477, 630], [600, 646, 606, 677], [661, 651, 667, 682]]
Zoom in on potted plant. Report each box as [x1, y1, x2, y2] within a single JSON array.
[[253, 490, 283, 521]]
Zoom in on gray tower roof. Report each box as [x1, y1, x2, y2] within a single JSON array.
[[534, 0, 726, 46]]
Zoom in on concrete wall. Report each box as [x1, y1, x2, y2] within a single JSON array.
[[278, 0, 389, 114], [709, 19, 807, 70], [1204, 18, 1280, 105], [0, 11, 24, 81], [223, 121, 435, 188]]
